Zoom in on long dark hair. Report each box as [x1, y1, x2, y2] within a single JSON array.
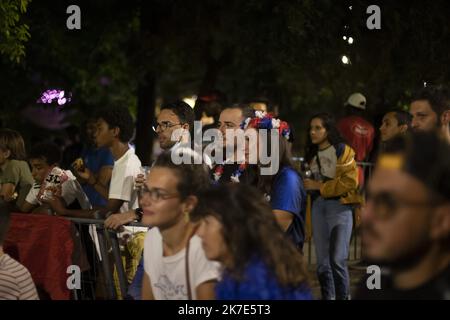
[[304, 113, 344, 163], [191, 183, 310, 287], [256, 132, 296, 196]]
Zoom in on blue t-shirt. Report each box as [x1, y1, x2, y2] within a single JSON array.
[[81, 146, 114, 207], [270, 166, 306, 249], [216, 257, 313, 300]]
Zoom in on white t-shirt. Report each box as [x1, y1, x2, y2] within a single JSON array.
[[109, 148, 141, 213], [310, 145, 337, 180], [143, 227, 220, 300], [25, 170, 91, 209]]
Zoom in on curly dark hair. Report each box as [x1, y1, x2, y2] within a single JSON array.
[[29, 142, 61, 165], [391, 110, 413, 127], [191, 183, 310, 288], [304, 113, 344, 163], [161, 100, 195, 132], [153, 149, 211, 199], [411, 85, 449, 117], [95, 106, 135, 143]]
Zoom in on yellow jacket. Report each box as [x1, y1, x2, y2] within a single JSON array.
[[319, 144, 363, 205]]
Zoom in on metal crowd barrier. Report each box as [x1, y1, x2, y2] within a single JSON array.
[[65, 216, 148, 300], [63, 160, 374, 298]]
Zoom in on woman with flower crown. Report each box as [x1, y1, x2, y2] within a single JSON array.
[[242, 111, 307, 251]]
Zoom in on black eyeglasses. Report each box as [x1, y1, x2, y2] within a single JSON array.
[[152, 121, 183, 132], [366, 191, 440, 219], [138, 185, 180, 202]]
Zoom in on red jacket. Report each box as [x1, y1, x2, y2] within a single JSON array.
[[337, 115, 375, 187]]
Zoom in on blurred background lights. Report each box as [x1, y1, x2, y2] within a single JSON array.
[[341, 55, 350, 64]]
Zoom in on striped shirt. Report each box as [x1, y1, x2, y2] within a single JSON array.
[[0, 254, 39, 300]]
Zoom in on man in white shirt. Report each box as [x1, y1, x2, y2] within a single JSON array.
[[44, 106, 141, 218], [104, 100, 200, 228]]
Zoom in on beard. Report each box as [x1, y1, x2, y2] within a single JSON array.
[[362, 222, 433, 272]]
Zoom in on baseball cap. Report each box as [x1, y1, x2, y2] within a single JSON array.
[[345, 92, 367, 110]]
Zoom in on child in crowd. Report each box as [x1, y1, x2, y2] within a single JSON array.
[[20, 142, 91, 213], [0, 129, 34, 210]]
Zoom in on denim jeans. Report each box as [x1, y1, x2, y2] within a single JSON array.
[[312, 197, 353, 300]]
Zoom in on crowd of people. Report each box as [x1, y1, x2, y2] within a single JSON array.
[[0, 84, 449, 300]]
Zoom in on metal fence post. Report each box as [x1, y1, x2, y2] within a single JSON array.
[[95, 225, 117, 300], [108, 230, 128, 298]]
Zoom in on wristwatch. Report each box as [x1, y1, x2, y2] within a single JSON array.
[[134, 207, 143, 222]]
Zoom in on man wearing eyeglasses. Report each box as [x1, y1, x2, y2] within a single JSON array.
[[153, 101, 194, 151], [355, 132, 450, 299], [104, 101, 195, 228], [103, 101, 198, 299]]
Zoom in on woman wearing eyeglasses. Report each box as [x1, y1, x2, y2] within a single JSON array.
[[304, 113, 362, 300], [139, 150, 220, 300]]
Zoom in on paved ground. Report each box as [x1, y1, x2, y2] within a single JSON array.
[[304, 233, 366, 299]]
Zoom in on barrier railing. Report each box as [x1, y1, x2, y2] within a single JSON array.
[[65, 216, 148, 300]]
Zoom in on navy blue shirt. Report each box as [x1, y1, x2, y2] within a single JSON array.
[[81, 146, 114, 207], [270, 166, 306, 249]]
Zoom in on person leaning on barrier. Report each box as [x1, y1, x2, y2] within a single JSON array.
[[104, 100, 196, 229], [42, 106, 141, 219], [355, 132, 450, 299]]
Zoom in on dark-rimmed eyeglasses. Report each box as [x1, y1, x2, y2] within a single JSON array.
[[152, 121, 183, 132], [138, 185, 180, 202]]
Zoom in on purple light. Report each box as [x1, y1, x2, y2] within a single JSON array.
[[37, 89, 71, 106]]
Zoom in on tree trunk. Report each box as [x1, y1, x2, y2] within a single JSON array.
[[135, 73, 156, 165]]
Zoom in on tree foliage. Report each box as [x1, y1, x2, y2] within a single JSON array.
[[0, 0, 31, 63]]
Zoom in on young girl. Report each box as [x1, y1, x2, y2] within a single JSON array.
[[243, 111, 307, 250], [304, 113, 362, 300], [0, 129, 34, 209], [140, 150, 220, 300], [191, 183, 312, 300]]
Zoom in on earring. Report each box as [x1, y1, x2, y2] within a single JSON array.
[[184, 210, 190, 223]]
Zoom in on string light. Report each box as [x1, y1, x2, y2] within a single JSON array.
[[37, 89, 72, 106]]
